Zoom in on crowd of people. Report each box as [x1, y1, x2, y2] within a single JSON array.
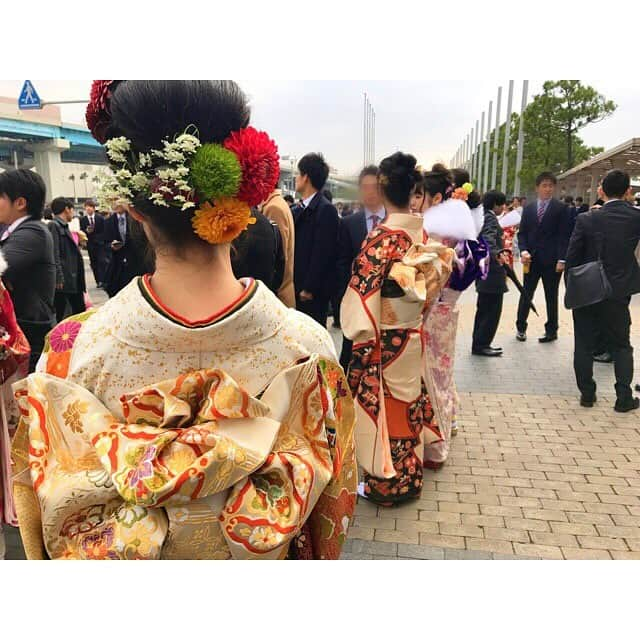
[[0, 79, 638, 560]]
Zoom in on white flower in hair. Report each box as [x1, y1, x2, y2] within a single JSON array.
[[105, 136, 131, 163]]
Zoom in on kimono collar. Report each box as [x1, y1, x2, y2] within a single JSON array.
[[103, 277, 288, 353]]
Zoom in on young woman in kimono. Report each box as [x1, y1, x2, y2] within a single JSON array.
[[0, 252, 30, 559], [341, 152, 454, 507], [411, 166, 489, 469], [11, 80, 357, 560]]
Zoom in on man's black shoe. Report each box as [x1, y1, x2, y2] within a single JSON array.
[[538, 334, 558, 343], [472, 347, 503, 357], [580, 394, 596, 408], [593, 352, 613, 363], [516, 332, 527, 342], [614, 398, 640, 413]]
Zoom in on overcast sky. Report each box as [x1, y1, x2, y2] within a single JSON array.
[[0, 79, 636, 175]]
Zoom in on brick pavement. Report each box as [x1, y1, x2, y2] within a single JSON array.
[[5, 263, 640, 560]]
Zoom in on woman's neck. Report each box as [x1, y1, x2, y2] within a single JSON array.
[[149, 245, 244, 323]]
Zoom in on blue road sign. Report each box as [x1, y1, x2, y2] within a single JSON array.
[[18, 80, 42, 110]]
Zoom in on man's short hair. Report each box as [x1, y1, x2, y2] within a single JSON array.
[[575, 197, 583, 203], [359, 164, 379, 184], [601, 170, 630, 199], [482, 190, 507, 211], [322, 188, 333, 203], [283, 194, 294, 205], [51, 196, 74, 216], [84, 199, 96, 208], [535, 171, 557, 186], [0, 169, 46, 219], [298, 153, 330, 191], [564, 196, 574, 204]]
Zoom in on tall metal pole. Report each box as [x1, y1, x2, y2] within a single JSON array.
[[483, 101, 492, 193], [363, 93, 367, 167], [373, 109, 376, 164], [513, 80, 529, 197], [492, 87, 502, 190], [501, 80, 514, 193], [469, 128, 474, 172], [478, 112, 485, 192], [473, 120, 480, 183]]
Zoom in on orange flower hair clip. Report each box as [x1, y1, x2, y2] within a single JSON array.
[[192, 198, 256, 244]]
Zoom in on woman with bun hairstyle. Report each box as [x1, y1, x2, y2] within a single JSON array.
[[412, 165, 489, 468], [11, 81, 357, 560], [341, 152, 453, 507]]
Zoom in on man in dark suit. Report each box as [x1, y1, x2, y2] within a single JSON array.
[[472, 190, 509, 357], [104, 204, 147, 297], [336, 165, 385, 370], [293, 153, 340, 327], [565, 170, 640, 413], [0, 169, 56, 371], [516, 171, 570, 343], [80, 199, 108, 287], [49, 197, 87, 322], [575, 197, 589, 215]]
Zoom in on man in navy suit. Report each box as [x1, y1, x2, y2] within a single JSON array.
[[335, 165, 385, 370], [80, 199, 108, 287], [516, 172, 570, 343]]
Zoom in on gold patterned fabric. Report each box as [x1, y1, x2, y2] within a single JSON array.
[[11, 279, 356, 559]]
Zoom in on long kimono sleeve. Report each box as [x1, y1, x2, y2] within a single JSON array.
[[340, 231, 395, 479]]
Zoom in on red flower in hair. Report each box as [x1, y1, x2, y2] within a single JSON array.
[[223, 127, 280, 207], [86, 80, 115, 144]]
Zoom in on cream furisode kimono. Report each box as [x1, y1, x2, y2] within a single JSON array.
[[11, 277, 357, 560], [341, 213, 453, 506]]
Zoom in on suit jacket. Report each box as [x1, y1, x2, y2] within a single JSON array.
[[476, 208, 508, 294], [262, 189, 296, 307], [293, 192, 340, 300], [517, 198, 570, 266], [1, 218, 56, 330], [336, 211, 368, 300], [565, 200, 640, 300], [49, 217, 86, 294], [80, 212, 107, 248], [104, 213, 148, 297]]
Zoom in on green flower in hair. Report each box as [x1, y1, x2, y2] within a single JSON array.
[[190, 143, 242, 201]]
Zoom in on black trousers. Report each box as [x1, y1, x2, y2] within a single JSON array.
[[472, 291, 504, 350], [572, 298, 633, 402], [297, 295, 329, 328], [516, 261, 561, 335], [340, 336, 353, 373], [20, 321, 53, 373], [54, 291, 86, 323], [87, 243, 107, 285]]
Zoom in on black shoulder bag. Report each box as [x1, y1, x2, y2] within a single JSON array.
[[564, 211, 613, 310]]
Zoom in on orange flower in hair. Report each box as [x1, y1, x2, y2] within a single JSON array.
[[451, 187, 469, 201], [192, 198, 255, 244]]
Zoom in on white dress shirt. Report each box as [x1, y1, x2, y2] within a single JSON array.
[[302, 192, 317, 209], [364, 208, 385, 233]]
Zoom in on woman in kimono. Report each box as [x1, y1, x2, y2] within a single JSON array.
[[11, 80, 357, 560], [412, 166, 489, 469], [0, 251, 30, 559], [341, 152, 453, 507]]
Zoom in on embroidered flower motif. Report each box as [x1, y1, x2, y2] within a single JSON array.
[[128, 446, 156, 488], [49, 321, 82, 353], [62, 399, 89, 433], [60, 504, 106, 539], [248, 525, 280, 550], [80, 526, 119, 560]]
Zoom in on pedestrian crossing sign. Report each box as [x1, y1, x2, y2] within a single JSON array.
[[18, 80, 42, 110]]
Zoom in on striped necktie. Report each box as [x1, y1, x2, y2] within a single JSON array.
[[537, 200, 547, 223]]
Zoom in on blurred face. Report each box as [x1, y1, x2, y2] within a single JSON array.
[[359, 174, 382, 211], [295, 172, 308, 194], [62, 206, 75, 222], [85, 204, 95, 215], [0, 194, 25, 224], [536, 179, 555, 200], [410, 187, 425, 214], [114, 204, 127, 215]]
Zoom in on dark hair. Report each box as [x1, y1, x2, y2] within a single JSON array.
[[359, 164, 379, 183], [575, 197, 583, 203], [84, 199, 96, 208], [601, 169, 630, 199], [322, 188, 333, 203], [593, 198, 605, 207], [298, 153, 329, 191], [51, 197, 74, 215], [482, 190, 507, 211], [563, 196, 574, 204], [283, 194, 294, 205], [535, 171, 557, 186], [451, 168, 470, 188], [378, 152, 421, 208], [0, 169, 46, 219], [43, 207, 53, 221], [422, 163, 454, 201], [107, 80, 251, 251]]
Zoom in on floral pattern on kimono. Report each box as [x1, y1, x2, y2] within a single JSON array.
[[341, 213, 454, 506]]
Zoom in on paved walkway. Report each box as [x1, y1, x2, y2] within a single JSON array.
[[5, 263, 640, 560], [340, 269, 640, 560]]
